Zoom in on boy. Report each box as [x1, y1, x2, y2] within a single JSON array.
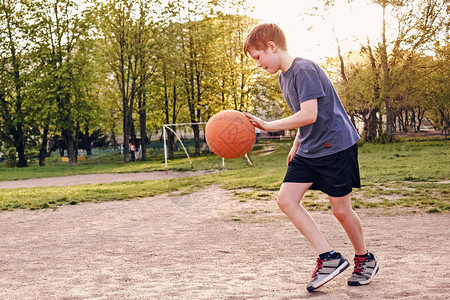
[[243, 23, 378, 292]]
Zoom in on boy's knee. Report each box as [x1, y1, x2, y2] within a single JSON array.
[[277, 194, 298, 212], [332, 206, 352, 220]]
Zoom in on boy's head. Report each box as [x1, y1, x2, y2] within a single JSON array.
[[243, 23, 287, 57]]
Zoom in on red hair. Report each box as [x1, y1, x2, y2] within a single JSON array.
[[244, 23, 287, 57]]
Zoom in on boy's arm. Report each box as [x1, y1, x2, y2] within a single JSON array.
[[245, 99, 318, 132]]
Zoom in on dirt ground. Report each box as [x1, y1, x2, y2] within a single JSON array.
[[0, 172, 449, 299]]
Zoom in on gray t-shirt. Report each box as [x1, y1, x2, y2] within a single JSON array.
[[279, 58, 360, 158]]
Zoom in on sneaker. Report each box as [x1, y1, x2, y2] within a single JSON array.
[[347, 252, 379, 286], [306, 252, 349, 292]]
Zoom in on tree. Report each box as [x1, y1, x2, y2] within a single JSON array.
[[372, 0, 448, 135], [181, 15, 216, 156], [428, 42, 450, 135], [319, 0, 448, 139], [212, 13, 256, 113], [135, 2, 158, 161], [26, 0, 97, 165], [154, 18, 186, 159], [97, 0, 157, 162], [0, 0, 29, 167]]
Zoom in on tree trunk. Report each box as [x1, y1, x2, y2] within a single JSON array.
[[63, 129, 75, 165], [417, 107, 425, 132], [163, 67, 173, 159], [169, 82, 180, 159], [335, 33, 348, 84], [366, 108, 379, 142], [397, 109, 406, 132], [186, 33, 201, 157], [123, 103, 130, 162], [192, 123, 200, 155], [15, 134, 27, 168], [139, 90, 147, 161], [363, 43, 380, 141], [74, 121, 80, 163], [84, 124, 91, 155], [380, 1, 395, 135], [14, 126, 27, 167], [39, 123, 49, 166]]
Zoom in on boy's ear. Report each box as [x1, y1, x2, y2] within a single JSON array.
[[267, 41, 277, 52]]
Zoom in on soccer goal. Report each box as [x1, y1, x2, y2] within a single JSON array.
[[163, 122, 207, 174], [163, 122, 253, 174]]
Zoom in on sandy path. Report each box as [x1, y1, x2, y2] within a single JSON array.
[[0, 170, 216, 189], [0, 185, 449, 299]]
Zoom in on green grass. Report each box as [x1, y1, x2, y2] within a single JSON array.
[[0, 138, 449, 213], [0, 147, 259, 181], [357, 139, 450, 183], [0, 176, 214, 210]]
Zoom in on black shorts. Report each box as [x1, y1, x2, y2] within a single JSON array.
[[283, 144, 361, 197]]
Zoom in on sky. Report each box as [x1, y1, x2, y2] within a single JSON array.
[[247, 0, 383, 62]]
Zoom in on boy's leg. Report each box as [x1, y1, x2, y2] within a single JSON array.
[[277, 182, 332, 254], [278, 182, 350, 291], [329, 193, 379, 286], [328, 194, 366, 255]]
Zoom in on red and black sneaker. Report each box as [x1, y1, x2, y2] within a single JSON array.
[[306, 252, 349, 292], [347, 252, 379, 286]]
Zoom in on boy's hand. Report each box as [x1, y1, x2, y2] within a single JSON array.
[[242, 112, 269, 131], [287, 129, 300, 165], [287, 144, 298, 165]]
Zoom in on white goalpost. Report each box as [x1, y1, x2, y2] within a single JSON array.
[[162, 122, 252, 174], [163, 122, 212, 174]]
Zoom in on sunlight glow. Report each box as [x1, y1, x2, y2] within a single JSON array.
[[247, 0, 382, 62]]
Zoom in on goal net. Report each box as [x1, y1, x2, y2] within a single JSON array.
[[163, 122, 207, 173], [162, 122, 253, 174]]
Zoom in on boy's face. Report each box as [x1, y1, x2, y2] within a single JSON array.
[[247, 42, 280, 74]]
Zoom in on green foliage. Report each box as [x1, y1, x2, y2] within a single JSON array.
[[0, 0, 31, 167], [0, 0, 106, 167], [427, 43, 450, 133]]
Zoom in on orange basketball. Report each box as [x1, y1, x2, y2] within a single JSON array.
[[205, 110, 256, 159]]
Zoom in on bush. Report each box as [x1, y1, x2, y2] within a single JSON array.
[[373, 133, 398, 144], [3, 146, 17, 168]]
